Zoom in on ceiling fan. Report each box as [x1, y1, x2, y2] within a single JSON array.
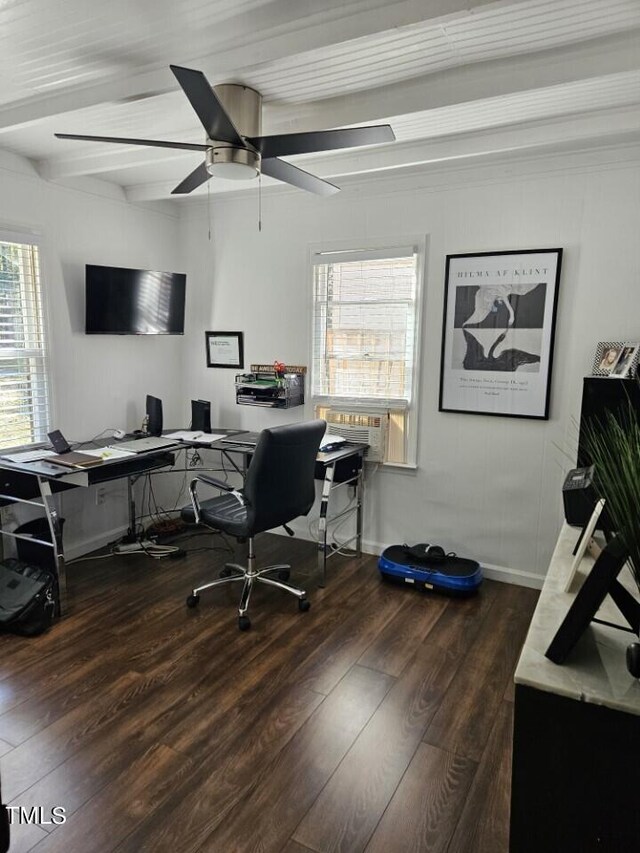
[[55, 65, 395, 197]]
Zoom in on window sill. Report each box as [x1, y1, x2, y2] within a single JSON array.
[[378, 461, 418, 472]]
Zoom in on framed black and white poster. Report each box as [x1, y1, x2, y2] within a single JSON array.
[[439, 248, 563, 419], [205, 331, 244, 368]]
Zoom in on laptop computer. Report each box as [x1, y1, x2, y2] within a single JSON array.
[[44, 429, 103, 467], [107, 436, 179, 454], [220, 431, 261, 447]]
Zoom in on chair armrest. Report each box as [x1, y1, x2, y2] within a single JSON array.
[[194, 473, 234, 492], [188, 475, 246, 525]]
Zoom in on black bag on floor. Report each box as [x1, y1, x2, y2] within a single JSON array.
[[0, 559, 56, 636], [0, 778, 8, 853]]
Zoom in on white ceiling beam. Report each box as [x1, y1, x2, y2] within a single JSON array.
[[40, 95, 640, 182], [124, 105, 640, 202], [307, 106, 640, 175], [37, 144, 201, 180], [0, 0, 533, 134], [262, 30, 640, 133]]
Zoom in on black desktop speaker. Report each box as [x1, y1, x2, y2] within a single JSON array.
[[562, 466, 599, 527], [191, 399, 211, 433], [146, 395, 163, 436], [562, 465, 613, 533]]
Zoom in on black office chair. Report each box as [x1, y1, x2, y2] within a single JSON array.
[[181, 419, 326, 630]]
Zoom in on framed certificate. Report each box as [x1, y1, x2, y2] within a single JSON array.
[[205, 331, 244, 368]]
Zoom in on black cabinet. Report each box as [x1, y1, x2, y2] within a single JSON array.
[[578, 376, 640, 466], [511, 684, 639, 852]]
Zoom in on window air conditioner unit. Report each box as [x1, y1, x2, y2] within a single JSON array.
[[323, 410, 388, 462]]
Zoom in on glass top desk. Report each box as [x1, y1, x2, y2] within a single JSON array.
[[0, 442, 180, 615], [0, 436, 368, 615]]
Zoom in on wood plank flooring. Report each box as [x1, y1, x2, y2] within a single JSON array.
[[0, 533, 538, 853]]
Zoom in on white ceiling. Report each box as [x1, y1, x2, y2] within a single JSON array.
[[1, 0, 639, 202]]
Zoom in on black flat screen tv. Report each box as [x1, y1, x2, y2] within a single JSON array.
[[85, 264, 186, 334]]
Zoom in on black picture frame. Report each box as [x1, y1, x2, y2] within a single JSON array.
[[205, 331, 244, 369], [545, 537, 638, 664], [439, 248, 563, 419]]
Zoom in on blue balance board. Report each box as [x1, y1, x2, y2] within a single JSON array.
[[378, 545, 483, 595]]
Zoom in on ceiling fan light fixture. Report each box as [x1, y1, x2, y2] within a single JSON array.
[[206, 146, 260, 180], [55, 65, 395, 196]]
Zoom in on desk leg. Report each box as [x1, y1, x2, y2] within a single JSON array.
[[127, 476, 136, 539], [317, 463, 334, 588], [38, 477, 66, 616], [356, 454, 364, 558]]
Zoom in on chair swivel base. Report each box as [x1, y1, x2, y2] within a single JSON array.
[[186, 559, 310, 631]]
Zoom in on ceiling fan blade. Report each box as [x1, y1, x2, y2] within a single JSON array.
[[248, 125, 395, 159], [261, 158, 339, 196], [54, 133, 210, 151], [170, 65, 243, 146], [171, 162, 211, 195]]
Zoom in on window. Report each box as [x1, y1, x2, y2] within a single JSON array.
[[0, 233, 50, 449], [311, 243, 422, 465]]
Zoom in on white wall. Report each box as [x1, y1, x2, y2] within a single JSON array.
[[3, 144, 638, 579], [0, 152, 185, 556], [179, 146, 640, 584]]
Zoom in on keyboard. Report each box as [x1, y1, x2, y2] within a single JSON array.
[[0, 449, 57, 463]]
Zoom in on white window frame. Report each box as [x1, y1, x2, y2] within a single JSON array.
[[0, 227, 53, 451], [308, 235, 426, 468]]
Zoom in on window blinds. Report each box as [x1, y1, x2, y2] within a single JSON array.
[[0, 237, 50, 449], [312, 247, 418, 409]]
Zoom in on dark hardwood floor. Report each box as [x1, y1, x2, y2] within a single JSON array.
[[0, 533, 538, 853]]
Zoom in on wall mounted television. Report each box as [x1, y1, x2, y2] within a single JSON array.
[[85, 264, 186, 334]]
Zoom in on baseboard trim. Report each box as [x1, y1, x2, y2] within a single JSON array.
[[273, 527, 545, 590], [65, 526, 128, 562], [479, 562, 544, 590]]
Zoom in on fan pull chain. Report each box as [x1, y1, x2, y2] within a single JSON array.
[[258, 171, 262, 232], [207, 180, 212, 241]]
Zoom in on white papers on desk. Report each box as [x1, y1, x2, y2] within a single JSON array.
[[80, 447, 138, 460], [165, 430, 227, 444], [0, 448, 57, 463]]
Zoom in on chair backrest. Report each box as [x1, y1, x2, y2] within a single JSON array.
[[243, 419, 326, 535]]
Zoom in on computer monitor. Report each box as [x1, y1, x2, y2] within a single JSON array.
[[191, 400, 211, 433], [146, 395, 163, 436]]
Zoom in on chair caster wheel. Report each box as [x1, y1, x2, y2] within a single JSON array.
[[186, 593, 200, 608], [219, 567, 233, 578], [298, 598, 310, 613], [238, 615, 251, 631], [278, 569, 290, 581]]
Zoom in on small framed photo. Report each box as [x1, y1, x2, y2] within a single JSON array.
[[205, 331, 244, 368], [610, 344, 639, 378], [592, 342, 624, 375], [591, 341, 640, 377]]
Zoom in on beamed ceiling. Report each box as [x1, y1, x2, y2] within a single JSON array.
[[1, 0, 639, 202]]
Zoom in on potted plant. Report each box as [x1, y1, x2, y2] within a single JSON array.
[[584, 399, 640, 676]]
